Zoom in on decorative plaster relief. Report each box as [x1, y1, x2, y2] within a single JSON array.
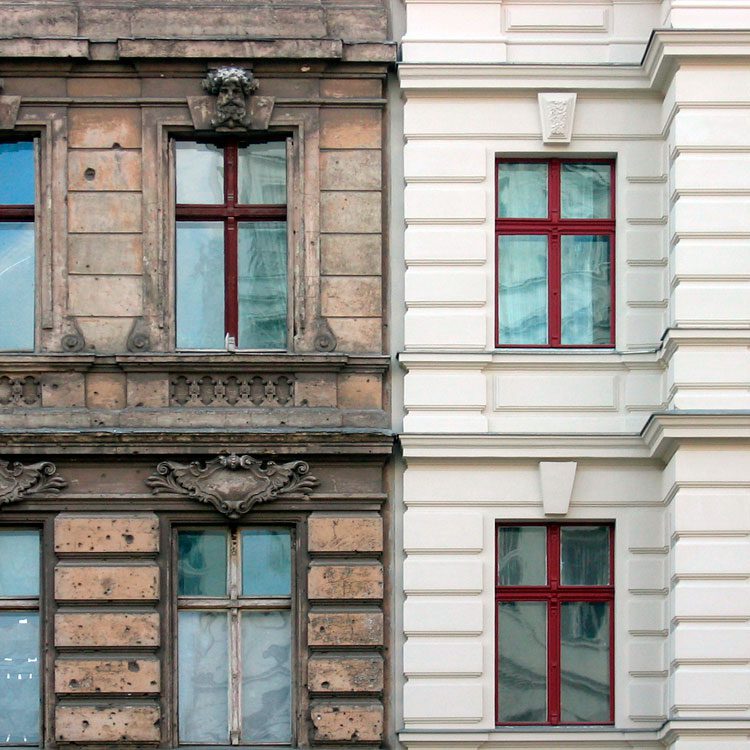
[[538, 92, 577, 144], [0, 376, 41, 406], [0, 460, 68, 507], [169, 374, 295, 407], [539, 461, 577, 515], [145, 453, 318, 518]]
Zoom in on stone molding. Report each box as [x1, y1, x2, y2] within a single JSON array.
[[0, 459, 67, 507]]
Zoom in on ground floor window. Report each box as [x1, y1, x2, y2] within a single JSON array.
[[496, 523, 614, 725]]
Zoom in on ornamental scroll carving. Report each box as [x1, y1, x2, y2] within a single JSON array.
[[0, 460, 68, 508], [145, 453, 318, 518]]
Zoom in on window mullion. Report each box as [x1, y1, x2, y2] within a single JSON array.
[[229, 529, 241, 745]]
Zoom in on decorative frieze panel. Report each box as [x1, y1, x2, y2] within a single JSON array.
[[0, 375, 41, 406], [0, 459, 67, 507], [170, 374, 295, 407]]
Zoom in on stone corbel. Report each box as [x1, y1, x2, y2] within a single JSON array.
[[145, 453, 318, 518], [0, 95, 21, 130], [60, 318, 87, 353], [0, 459, 68, 508]]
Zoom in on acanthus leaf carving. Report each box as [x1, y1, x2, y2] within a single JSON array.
[[145, 453, 318, 518], [0, 460, 68, 508]]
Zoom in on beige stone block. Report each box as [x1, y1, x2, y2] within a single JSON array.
[[55, 705, 160, 743], [55, 565, 159, 601], [322, 277, 381, 318], [308, 611, 383, 647], [127, 373, 169, 408], [67, 78, 142, 98], [309, 516, 383, 553], [40, 372, 85, 408], [328, 317, 381, 353], [309, 563, 383, 600], [69, 276, 142, 317], [68, 192, 142, 233], [319, 108, 382, 149], [55, 658, 160, 694], [55, 514, 159, 554], [68, 108, 141, 149], [312, 703, 383, 743], [321, 234, 381, 276], [69, 235, 142, 275], [68, 150, 141, 192], [308, 655, 383, 693], [76, 317, 133, 352], [86, 372, 126, 409], [55, 613, 159, 647], [320, 79, 382, 99], [293, 373, 337, 408], [338, 373, 382, 410], [321, 150, 381, 191], [320, 192, 381, 234]]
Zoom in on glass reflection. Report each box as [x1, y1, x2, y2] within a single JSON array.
[[498, 527, 546, 586], [241, 611, 292, 743], [498, 163, 548, 218], [241, 529, 291, 597], [561, 163, 611, 219], [560, 526, 610, 586], [0, 531, 39, 598], [178, 530, 228, 597], [0, 223, 34, 351], [178, 611, 229, 743], [0, 613, 39, 744], [0, 142, 34, 205], [175, 142, 224, 204], [561, 602, 610, 722], [238, 142, 286, 205], [498, 602, 547, 722]]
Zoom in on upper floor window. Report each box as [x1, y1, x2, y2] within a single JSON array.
[[496, 523, 614, 725], [0, 141, 35, 351], [175, 139, 287, 350], [495, 159, 614, 348]]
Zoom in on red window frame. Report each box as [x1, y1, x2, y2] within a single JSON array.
[[495, 158, 616, 348], [495, 522, 615, 726], [175, 138, 287, 343]]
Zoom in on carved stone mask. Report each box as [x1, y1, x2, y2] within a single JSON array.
[[203, 66, 258, 130]]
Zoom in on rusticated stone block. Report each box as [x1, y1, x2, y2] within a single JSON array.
[[338, 373, 382, 410], [69, 234, 143, 275], [127, 374, 169, 408], [55, 565, 159, 601], [321, 234, 381, 276], [55, 704, 160, 742], [68, 192, 142, 234], [320, 192, 381, 234], [308, 612, 383, 647], [321, 277, 382, 318], [327, 318, 381, 353], [55, 658, 160, 694], [68, 149, 141, 192], [308, 655, 383, 693], [319, 108, 382, 149], [293, 373, 337, 408], [311, 703, 383, 743], [76, 318, 133, 353], [55, 514, 159, 554], [70, 275, 142, 317], [309, 516, 383, 553], [68, 108, 141, 149], [85, 372, 127, 410], [55, 613, 159, 647], [320, 79, 382, 99], [309, 563, 383, 600], [40, 372, 85, 408], [320, 150, 381, 191]]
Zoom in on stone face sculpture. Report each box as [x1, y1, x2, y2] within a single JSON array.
[[202, 66, 259, 129]]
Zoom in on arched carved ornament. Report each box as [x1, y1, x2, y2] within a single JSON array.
[[0, 460, 68, 507], [146, 453, 318, 519]]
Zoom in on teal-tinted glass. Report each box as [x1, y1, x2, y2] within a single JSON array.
[[175, 142, 224, 204], [560, 526, 610, 586], [0, 530, 39, 597], [0, 223, 35, 351], [177, 530, 227, 597], [0, 612, 40, 743], [0, 142, 34, 204], [238, 222, 287, 349], [498, 162, 548, 218], [561, 163, 611, 219], [238, 142, 286, 205], [498, 526, 547, 586], [241, 529, 291, 597]]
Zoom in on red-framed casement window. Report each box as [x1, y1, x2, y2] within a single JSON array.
[[496, 523, 614, 725], [495, 159, 615, 348], [175, 138, 288, 350]]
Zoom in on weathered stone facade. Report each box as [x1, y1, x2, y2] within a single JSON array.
[[0, 1, 395, 746]]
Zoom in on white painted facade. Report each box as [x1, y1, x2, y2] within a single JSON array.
[[397, 2, 750, 749]]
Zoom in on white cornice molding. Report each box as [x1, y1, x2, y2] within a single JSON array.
[[643, 412, 750, 460]]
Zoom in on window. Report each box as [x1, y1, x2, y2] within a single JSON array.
[[495, 159, 614, 347], [176, 527, 293, 745], [496, 524, 614, 725], [175, 139, 288, 350], [0, 529, 41, 745], [0, 141, 35, 351]]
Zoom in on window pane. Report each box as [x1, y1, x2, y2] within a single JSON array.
[[175, 142, 224, 204], [178, 611, 229, 743], [0, 223, 34, 351], [242, 529, 291, 597], [498, 235, 548, 345], [178, 530, 227, 597], [176, 221, 225, 349], [238, 142, 287, 205], [0, 142, 34, 204], [561, 163, 611, 219], [241, 611, 292, 743], [238, 222, 287, 349], [0, 613, 39, 744], [498, 527, 546, 586], [498, 162, 548, 218], [498, 602, 547, 722], [0, 530, 39, 597], [561, 526, 610, 586], [561, 602, 610, 722], [561, 235, 611, 345]]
